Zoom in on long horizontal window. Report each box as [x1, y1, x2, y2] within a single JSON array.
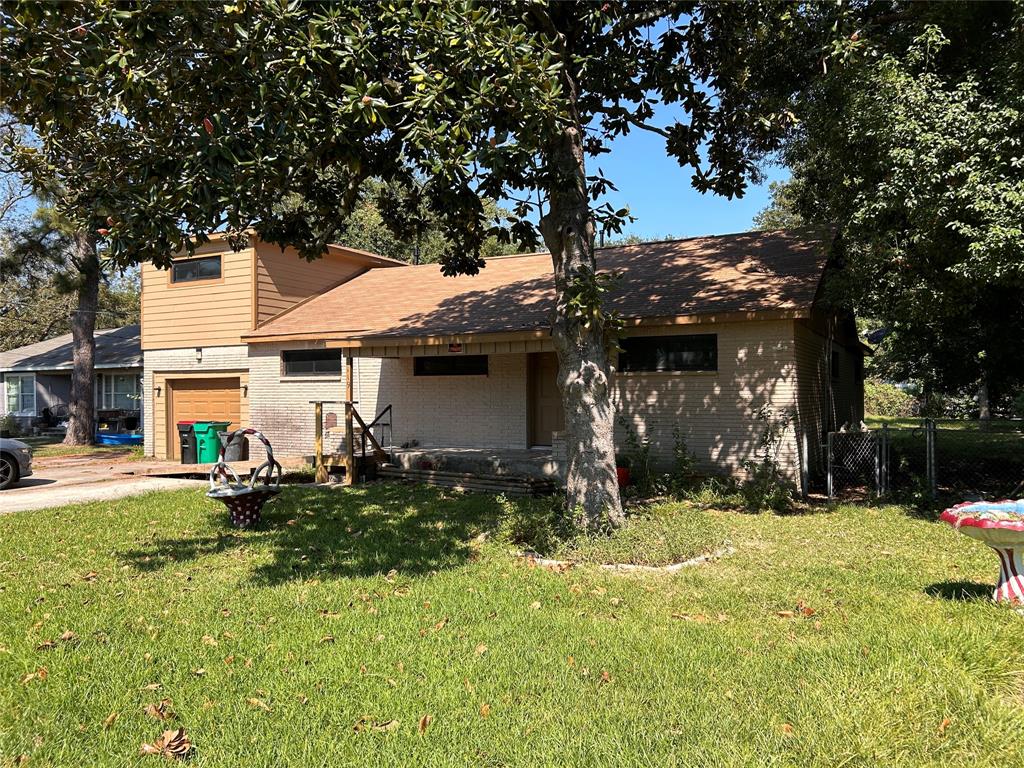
[[618, 334, 718, 373], [414, 355, 488, 376], [171, 255, 221, 283], [282, 349, 342, 376]]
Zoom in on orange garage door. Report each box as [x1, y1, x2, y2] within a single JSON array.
[[168, 378, 241, 460]]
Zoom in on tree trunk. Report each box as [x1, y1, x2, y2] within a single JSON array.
[[978, 376, 991, 422], [63, 231, 99, 446], [539, 123, 623, 529]]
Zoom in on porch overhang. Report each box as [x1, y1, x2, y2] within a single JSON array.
[[243, 308, 810, 357]]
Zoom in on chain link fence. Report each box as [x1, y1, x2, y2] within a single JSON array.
[[827, 420, 1024, 500]]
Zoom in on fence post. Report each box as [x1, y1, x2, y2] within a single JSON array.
[[926, 419, 937, 498], [826, 431, 834, 500], [880, 424, 889, 496]]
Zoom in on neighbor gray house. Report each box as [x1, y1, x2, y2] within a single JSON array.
[[0, 325, 142, 433]]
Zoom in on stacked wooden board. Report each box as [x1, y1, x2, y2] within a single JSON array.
[[378, 465, 557, 496]]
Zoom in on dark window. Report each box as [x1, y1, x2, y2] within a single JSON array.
[[414, 355, 488, 376], [171, 255, 221, 283], [618, 334, 717, 373], [282, 349, 342, 375]]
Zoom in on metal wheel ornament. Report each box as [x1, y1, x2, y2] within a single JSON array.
[[206, 428, 282, 528]]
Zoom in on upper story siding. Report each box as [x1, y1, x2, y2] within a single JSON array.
[[141, 235, 402, 351]]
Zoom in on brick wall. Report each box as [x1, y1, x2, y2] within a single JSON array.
[[363, 354, 529, 450], [247, 342, 352, 458], [612, 319, 801, 482]]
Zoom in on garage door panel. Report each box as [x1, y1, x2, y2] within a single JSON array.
[[168, 378, 241, 460]]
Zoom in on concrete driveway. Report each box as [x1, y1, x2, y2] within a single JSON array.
[[1, 453, 206, 514]]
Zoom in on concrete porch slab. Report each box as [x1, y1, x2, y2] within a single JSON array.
[[390, 447, 563, 482]]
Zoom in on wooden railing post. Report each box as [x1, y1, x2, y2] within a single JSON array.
[[344, 353, 355, 486], [314, 401, 327, 483]]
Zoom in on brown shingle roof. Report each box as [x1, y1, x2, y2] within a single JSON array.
[[244, 229, 830, 343]]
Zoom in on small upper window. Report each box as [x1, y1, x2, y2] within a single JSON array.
[[414, 355, 488, 376], [619, 334, 718, 373], [171, 255, 222, 283], [282, 349, 342, 376]]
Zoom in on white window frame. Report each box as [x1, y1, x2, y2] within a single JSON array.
[[96, 373, 141, 411], [4, 373, 36, 416]]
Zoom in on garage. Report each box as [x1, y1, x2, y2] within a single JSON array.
[[167, 377, 241, 460]]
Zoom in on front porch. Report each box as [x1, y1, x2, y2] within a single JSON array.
[[380, 446, 562, 496]]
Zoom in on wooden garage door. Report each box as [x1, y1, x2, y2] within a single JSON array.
[[168, 378, 241, 460]]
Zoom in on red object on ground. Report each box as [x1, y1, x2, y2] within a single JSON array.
[[616, 466, 631, 487]]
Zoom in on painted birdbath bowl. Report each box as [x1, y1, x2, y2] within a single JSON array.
[[941, 500, 1024, 604]]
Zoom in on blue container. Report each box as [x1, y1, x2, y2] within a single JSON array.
[[95, 433, 143, 446]]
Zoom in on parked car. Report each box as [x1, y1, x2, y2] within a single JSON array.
[[0, 437, 33, 490]]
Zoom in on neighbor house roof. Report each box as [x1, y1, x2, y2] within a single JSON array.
[[243, 229, 830, 346], [0, 325, 142, 373]]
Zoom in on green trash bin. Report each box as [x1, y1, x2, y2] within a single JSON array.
[[194, 421, 231, 463]]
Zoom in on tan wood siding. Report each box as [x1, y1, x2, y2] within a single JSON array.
[[141, 240, 255, 350], [254, 242, 366, 326]]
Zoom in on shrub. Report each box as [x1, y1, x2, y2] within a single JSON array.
[[617, 414, 654, 496], [668, 425, 697, 495], [496, 494, 573, 555], [0, 414, 22, 438], [864, 378, 915, 418], [739, 403, 796, 513], [682, 476, 744, 509]]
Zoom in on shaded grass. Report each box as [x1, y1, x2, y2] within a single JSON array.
[[21, 435, 145, 461], [0, 484, 1022, 766]]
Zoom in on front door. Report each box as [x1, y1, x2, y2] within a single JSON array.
[[528, 352, 564, 447]]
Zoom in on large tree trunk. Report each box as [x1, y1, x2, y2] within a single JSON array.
[[63, 231, 99, 446], [540, 123, 623, 529], [978, 375, 991, 422]]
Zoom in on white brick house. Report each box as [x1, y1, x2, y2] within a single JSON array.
[[141, 230, 865, 489]]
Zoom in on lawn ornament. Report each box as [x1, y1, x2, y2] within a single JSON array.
[[941, 500, 1024, 604], [207, 428, 281, 528]]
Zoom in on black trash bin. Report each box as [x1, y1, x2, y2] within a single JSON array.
[[218, 430, 250, 462], [176, 420, 198, 464]]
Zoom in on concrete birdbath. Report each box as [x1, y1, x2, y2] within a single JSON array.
[[941, 500, 1024, 604]]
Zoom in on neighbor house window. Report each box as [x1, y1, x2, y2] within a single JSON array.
[[171, 255, 221, 283], [282, 349, 342, 376], [414, 355, 488, 376], [618, 334, 718, 373], [97, 373, 140, 410], [4, 373, 35, 415]]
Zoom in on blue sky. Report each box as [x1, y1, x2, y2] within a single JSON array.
[[593, 115, 790, 241]]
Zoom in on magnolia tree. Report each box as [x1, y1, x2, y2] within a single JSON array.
[[2, 1, 830, 526]]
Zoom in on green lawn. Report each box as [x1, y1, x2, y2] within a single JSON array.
[[1, 484, 1022, 766], [20, 435, 145, 461]]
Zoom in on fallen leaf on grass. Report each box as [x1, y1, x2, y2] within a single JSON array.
[[102, 712, 118, 730], [36, 640, 56, 651], [20, 667, 47, 684], [529, 601, 542, 610], [247, 697, 271, 712], [140, 683, 162, 691], [776, 611, 797, 619], [599, 670, 613, 685], [201, 635, 218, 647], [418, 714, 433, 735], [353, 716, 399, 733], [433, 617, 448, 632], [140, 728, 192, 760], [82, 571, 99, 583], [144, 699, 176, 721], [479, 703, 491, 718], [938, 717, 952, 736], [781, 723, 795, 737], [474, 644, 488, 656], [192, 668, 206, 677], [59, 630, 78, 643], [320, 635, 335, 644], [671, 613, 709, 623]]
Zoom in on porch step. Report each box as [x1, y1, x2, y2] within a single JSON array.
[[378, 466, 556, 496]]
